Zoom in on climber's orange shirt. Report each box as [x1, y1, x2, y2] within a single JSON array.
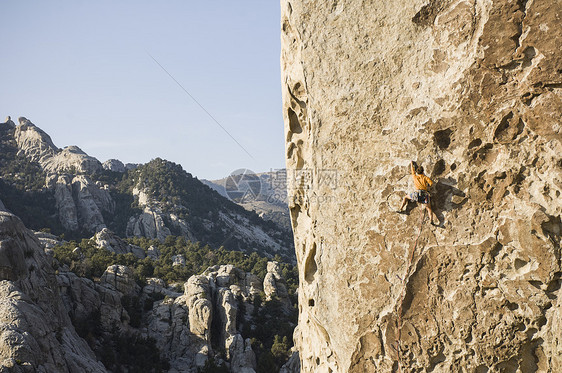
[[411, 166, 433, 191]]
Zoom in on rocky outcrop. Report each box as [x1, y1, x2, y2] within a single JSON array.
[[102, 159, 126, 173], [182, 265, 261, 372], [93, 228, 145, 258], [0, 116, 15, 130], [71, 176, 109, 231], [34, 230, 63, 250], [44, 146, 102, 174], [11, 118, 112, 233], [282, 0, 562, 372], [14, 118, 101, 174], [126, 187, 198, 243], [263, 261, 291, 312], [100, 265, 140, 296], [0, 211, 105, 372], [48, 174, 114, 232], [126, 188, 172, 241], [14, 117, 58, 165], [126, 207, 172, 242]]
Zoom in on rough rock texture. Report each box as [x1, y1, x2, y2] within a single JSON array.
[[93, 228, 145, 258], [183, 265, 260, 372], [12, 117, 112, 233], [102, 159, 126, 173], [263, 261, 291, 310], [281, 0, 561, 372], [33, 231, 62, 250], [14, 118, 101, 174], [99, 265, 140, 296], [45, 146, 102, 175], [139, 265, 262, 372], [0, 211, 105, 372], [145, 294, 194, 372], [126, 188, 174, 242], [48, 174, 114, 232]]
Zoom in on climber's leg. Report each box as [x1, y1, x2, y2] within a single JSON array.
[[399, 195, 412, 211], [424, 202, 436, 225]]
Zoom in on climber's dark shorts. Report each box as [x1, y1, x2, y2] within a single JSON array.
[[409, 190, 430, 204]]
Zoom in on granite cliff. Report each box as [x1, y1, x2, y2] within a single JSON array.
[[281, 0, 561, 371], [0, 208, 106, 372]]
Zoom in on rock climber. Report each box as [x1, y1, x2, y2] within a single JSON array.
[[398, 161, 437, 225]]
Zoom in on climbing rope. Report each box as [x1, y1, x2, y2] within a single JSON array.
[[394, 206, 427, 372]]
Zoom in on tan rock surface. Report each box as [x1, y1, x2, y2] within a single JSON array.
[[281, 0, 561, 371]]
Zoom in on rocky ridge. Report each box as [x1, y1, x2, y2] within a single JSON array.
[[282, 0, 561, 372], [0, 117, 294, 260], [0, 207, 105, 372]]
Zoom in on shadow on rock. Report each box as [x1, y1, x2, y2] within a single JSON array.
[[431, 177, 467, 225]]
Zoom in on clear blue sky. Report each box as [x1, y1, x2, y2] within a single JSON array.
[[0, 1, 284, 180]]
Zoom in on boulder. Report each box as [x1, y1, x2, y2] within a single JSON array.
[[229, 334, 256, 373], [279, 351, 300, 373]]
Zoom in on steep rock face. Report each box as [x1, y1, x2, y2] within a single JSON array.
[[263, 261, 291, 311], [14, 118, 101, 174], [0, 211, 105, 372], [281, 1, 561, 372], [13, 117, 58, 165], [48, 174, 114, 233], [12, 118, 112, 234], [125, 187, 175, 242], [182, 265, 261, 372]]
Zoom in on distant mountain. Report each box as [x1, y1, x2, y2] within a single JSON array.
[[202, 170, 292, 233], [0, 116, 294, 261]]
